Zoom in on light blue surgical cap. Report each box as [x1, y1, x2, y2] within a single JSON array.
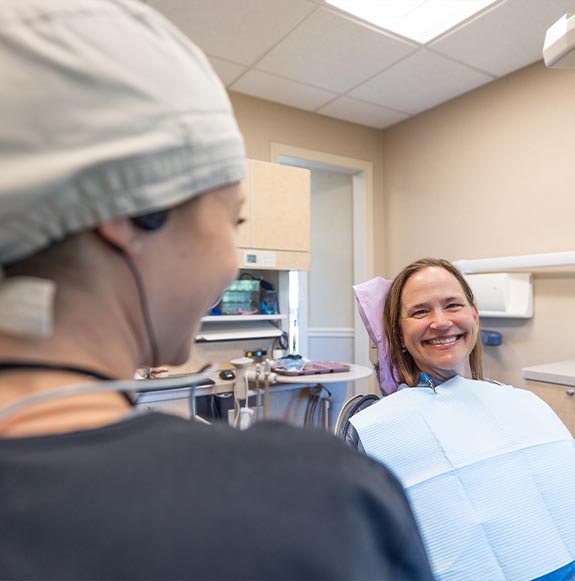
[[0, 0, 246, 265]]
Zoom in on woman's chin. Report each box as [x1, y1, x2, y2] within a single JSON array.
[[427, 362, 468, 381]]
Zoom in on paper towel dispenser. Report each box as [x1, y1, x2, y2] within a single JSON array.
[[464, 273, 533, 318]]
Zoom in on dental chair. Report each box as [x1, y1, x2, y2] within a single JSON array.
[[338, 277, 575, 581], [334, 277, 391, 445], [334, 393, 380, 447]]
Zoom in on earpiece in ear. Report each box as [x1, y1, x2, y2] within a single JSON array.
[[131, 210, 169, 231], [130, 237, 143, 253]]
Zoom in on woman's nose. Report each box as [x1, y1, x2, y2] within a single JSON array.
[[430, 309, 451, 329]]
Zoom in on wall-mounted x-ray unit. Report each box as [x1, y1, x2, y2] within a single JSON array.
[[464, 273, 533, 319]]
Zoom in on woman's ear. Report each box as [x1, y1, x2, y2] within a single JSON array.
[[97, 219, 141, 254]]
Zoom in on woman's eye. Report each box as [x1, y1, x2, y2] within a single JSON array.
[[236, 217, 246, 227], [412, 309, 427, 317]]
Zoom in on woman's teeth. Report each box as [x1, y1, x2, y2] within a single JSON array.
[[427, 336, 458, 345]]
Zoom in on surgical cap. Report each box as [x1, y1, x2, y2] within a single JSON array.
[[0, 0, 246, 266]]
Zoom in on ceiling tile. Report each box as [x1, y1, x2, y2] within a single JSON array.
[[147, 0, 317, 65], [349, 49, 494, 114], [318, 97, 410, 129], [255, 7, 417, 93], [231, 70, 337, 111], [208, 57, 246, 87], [431, 0, 575, 76], [143, 0, 571, 124]]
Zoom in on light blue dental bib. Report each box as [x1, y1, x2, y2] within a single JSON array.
[[350, 376, 575, 581]]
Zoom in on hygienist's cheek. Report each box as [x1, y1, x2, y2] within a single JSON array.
[[220, 243, 239, 291]]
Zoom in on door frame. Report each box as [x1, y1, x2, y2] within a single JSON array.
[[271, 143, 374, 391]]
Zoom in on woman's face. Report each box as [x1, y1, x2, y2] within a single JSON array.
[[400, 266, 479, 382], [146, 183, 244, 365]]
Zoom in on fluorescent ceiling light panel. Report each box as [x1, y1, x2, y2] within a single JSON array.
[[325, 0, 499, 43], [325, 0, 426, 30]]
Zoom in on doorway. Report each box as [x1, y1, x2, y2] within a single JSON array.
[[271, 143, 374, 394]]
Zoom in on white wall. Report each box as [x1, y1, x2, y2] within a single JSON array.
[[308, 168, 354, 363]]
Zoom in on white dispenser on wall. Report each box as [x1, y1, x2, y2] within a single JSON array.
[[464, 273, 533, 318]]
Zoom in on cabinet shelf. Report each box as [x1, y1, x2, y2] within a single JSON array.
[[197, 314, 286, 342], [201, 314, 286, 323]]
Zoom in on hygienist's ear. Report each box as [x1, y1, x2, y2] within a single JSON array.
[[97, 219, 141, 254]]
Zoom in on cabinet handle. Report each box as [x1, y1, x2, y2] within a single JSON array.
[[566, 389, 574, 396]]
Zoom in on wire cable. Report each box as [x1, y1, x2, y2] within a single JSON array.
[[0, 361, 134, 407], [0, 365, 216, 424], [97, 235, 160, 368]]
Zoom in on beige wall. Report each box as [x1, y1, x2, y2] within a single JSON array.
[[227, 65, 575, 388], [229, 92, 386, 259], [380, 62, 575, 386]]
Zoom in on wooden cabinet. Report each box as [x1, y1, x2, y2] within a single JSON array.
[[523, 380, 575, 436], [522, 360, 575, 436], [236, 161, 251, 249], [237, 159, 310, 270]]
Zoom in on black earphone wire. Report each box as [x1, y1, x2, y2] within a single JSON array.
[[0, 362, 114, 382], [0, 362, 135, 406], [97, 235, 160, 368], [0, 365, 216, 424]]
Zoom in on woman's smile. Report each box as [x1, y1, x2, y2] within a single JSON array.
[[423, 334, 463, 347]]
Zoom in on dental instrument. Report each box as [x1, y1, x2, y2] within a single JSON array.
[[230, 357, 254, 429], [263, 359, 271, 419], [254, 363, 261, 420]]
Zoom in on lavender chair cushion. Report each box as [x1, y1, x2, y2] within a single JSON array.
[[352, 277, 398, 394]]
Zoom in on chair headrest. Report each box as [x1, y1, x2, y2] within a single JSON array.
[[352, 277, 399, 394]]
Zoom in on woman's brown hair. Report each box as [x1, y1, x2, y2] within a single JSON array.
[[383, 257, 484, 387]]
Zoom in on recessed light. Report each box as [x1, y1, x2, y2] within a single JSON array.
[[325, 0, 499, 43]]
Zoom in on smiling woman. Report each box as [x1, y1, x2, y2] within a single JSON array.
[[384, 257, 484, 387], [350, 257, 575, 581]]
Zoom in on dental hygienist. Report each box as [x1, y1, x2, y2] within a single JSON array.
[[0, 1, 433, 579], [352, 257, 575, 580]]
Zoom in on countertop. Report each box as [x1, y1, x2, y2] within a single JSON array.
[[136, 363, 373, 405], [521, 360, 575, 387], [252, 363, 373, 385]]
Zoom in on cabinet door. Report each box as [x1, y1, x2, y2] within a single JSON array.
[[236, 162, 251, 249], [523, 380, 575, 436], [251, 160, 310, 252]]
